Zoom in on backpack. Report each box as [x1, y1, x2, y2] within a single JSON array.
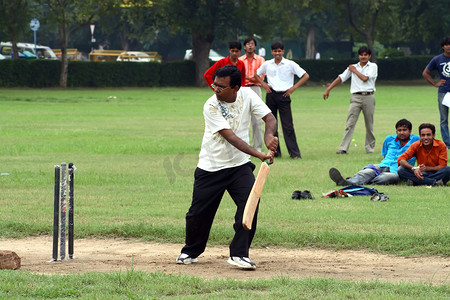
[[323, 185, 379, 198]]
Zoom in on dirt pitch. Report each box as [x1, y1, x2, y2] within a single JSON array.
[[1, 237, 449, 285]]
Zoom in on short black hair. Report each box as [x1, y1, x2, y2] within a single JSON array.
[[228, 40, 242, 50], [419, 123, 436, 135], [396, 119, 412, 131], [358, 46, 371, 55], [214, 65, 242, 88], [243, 37, 257, 46], [271, 41, 284, 50], [441, 36, 450, 48]]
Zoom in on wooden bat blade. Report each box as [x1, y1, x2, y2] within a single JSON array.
[[242, 162, 270, 230]]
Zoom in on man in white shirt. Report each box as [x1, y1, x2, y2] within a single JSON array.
[[258, 45, 266, 58], [254, 41, 309, 159], [323, 46, 378, 154], [176, 65, 278, 270]]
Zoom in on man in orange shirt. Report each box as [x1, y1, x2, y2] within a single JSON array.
[[239, 37, 265, 151], [397, 123, 450, 186]]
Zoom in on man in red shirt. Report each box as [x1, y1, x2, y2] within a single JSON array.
[[397, 123, 450, 186], [204, 41, 246, 88]]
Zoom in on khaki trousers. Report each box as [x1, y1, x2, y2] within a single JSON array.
[[339, 94, 375, 153], [249, 86, 263, 152]]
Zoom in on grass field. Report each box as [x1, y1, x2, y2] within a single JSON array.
[[0, 85, 449, 298]]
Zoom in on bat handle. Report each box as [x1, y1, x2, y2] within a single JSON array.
[[264, 149, 275, 165]]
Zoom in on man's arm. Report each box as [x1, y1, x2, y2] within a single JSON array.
[[398, 158, 426, 180], [218, 129, 273, 162], [262, 113, 278, 154], [284, 73, 309, 97], [422, 68, 446, 87], [348, 65, 369, 82], [253, 73, 272, 93], [323, 76, 342, 100], [239, 63, 246, 87]]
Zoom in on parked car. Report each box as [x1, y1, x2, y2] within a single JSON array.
[[116, 51, 162, 63], [0, 42, 57, 59], [184, 49, 224, 61]]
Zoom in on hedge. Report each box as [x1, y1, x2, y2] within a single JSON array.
[[0, 56, 434, 88]]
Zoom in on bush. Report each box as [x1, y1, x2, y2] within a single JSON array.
[[380, 47, 405, 58], [0, 56, 435, 87]]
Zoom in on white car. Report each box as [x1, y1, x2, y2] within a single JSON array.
[[0, 42, 57, 59], [116, 51, 161, 63], [184, 49, 224, 61]]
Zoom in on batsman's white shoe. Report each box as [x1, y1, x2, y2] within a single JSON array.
[[176, 253, 198, 265], [227, 256, 256, 269]]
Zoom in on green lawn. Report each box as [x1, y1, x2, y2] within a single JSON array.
[[0, 85, 448, 298]]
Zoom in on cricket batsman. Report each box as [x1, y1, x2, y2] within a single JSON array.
[[176, 65, 278, 269]]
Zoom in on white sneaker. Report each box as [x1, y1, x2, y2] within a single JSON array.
[[176, 253, 198, 265], [227, 256, 256, 269]]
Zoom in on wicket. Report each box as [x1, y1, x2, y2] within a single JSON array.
[[51, 162, 75, 262]]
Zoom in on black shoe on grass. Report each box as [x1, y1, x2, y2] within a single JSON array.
[[329, 168, 349, 186]]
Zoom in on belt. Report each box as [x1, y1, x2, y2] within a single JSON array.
[[353, 91, 374, 95], [270, 89, 287, 94], [246, 84, 257, 87]]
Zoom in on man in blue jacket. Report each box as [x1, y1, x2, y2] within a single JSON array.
[[329, 119, 420, 185]]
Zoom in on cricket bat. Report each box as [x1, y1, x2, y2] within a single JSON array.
[[242, 159, 271, 231]]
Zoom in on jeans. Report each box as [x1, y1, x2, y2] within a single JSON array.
[[347, 165, 399, 185], [397, 166, 450, 186], [438, 92, 450, 148]]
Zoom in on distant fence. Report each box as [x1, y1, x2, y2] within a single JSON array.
[[0, 56, 434, 88]]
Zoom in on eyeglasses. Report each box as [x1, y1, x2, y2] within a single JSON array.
[[211, 84, 231, 92]]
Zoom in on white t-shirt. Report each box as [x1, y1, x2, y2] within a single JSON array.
[[338, 61, 378, 94], [198, 87, 271, 172], [258, 47, 266, 57], [256, 57, 306, 92]]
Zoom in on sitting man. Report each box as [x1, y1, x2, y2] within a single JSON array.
[[329, 119, 419, 185], [397, 123, 450, 186]]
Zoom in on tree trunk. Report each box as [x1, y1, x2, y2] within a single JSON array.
[[346, 0, 381, 62], [365, 33, 376, 61], [192, 28, 214, 87], [58, 23, 69, 88], [9, 28, 19, 60], [305, 26, 315, 59]]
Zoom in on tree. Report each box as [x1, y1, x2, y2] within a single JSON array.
[[97, 0, 163, 51], [394, 0, 450, 52], [0, 0, 36, 59], [42, 0, 113, 87], [163, 0, 244, 87], [237, 0, 347, 59], [344, 0, 383, 61]]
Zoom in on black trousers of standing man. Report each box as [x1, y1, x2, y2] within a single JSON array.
[[266, 90, 301, 158], [181, 162, 258, 259]]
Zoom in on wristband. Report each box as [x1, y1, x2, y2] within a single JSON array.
[[411, 166, 419, 170]]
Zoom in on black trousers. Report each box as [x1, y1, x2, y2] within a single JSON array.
[[181, 162, 257, 258], [266, 92, 301, 157]]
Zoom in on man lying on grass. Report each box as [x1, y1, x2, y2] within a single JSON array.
[[329, 119, 419, 186]]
